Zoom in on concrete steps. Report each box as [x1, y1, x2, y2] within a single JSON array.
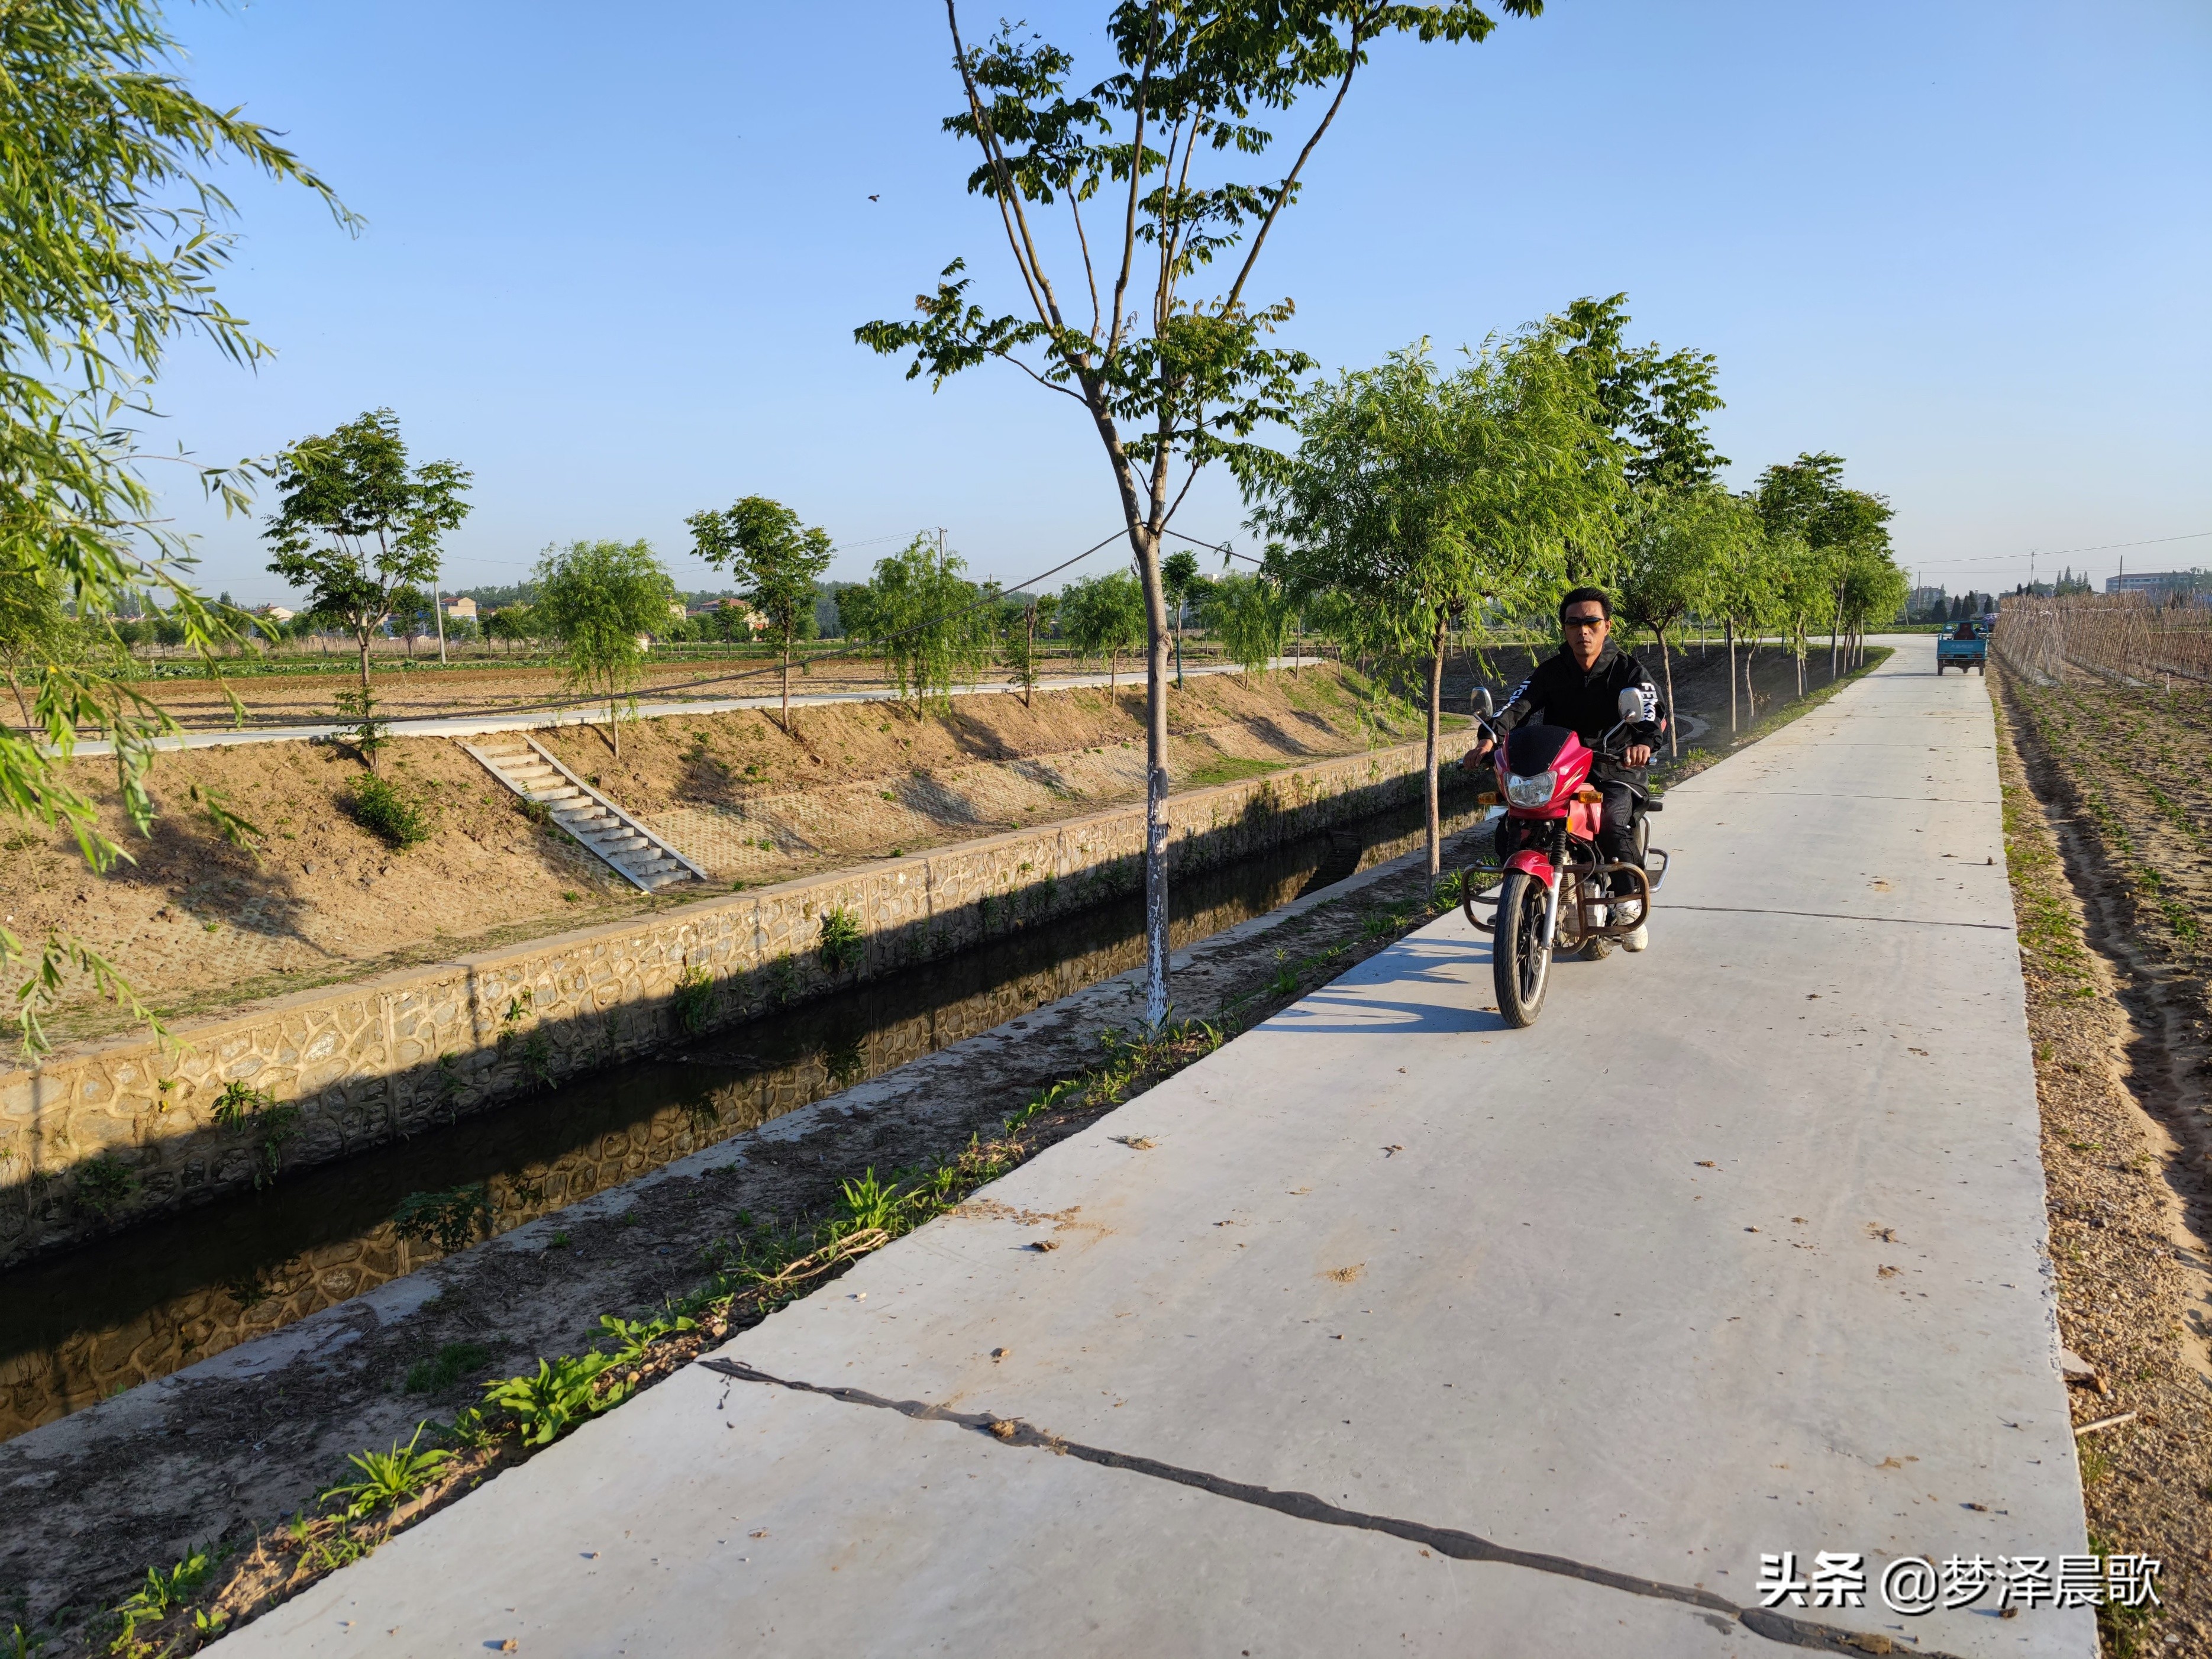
[[460, 736, 707, 894]]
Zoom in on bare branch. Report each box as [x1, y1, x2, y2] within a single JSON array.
[[1225, 11, 1371, 312], [946, 2, 1051, 327], [1001, 352, 1094, 404], [1070, 192, 1102, 340], [1105, 18, 1161, 363], [945, 3, 1079, 343], [1161, 456, 1206, 529]]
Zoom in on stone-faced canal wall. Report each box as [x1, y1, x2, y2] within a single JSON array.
[[0, 738, 1470, 1264]]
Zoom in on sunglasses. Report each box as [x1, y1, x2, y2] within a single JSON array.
[[1564, 613, 1607, 629]]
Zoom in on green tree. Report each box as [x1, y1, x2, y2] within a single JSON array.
[[1062, 570, 1147, 696], [1251, 333, 1618, 872], [1559, 294, 1728, 495], [0, 560, 83, 728], [532, 540, 676, 756], [484, 605, 535, 655], [859, 0, 1542, 1028], [1616, 488, 1735, 756], [1202, 572, 1291, 679], [999, 589, 1061, 708], [0, 0, 347, 1045], [1694, 498, 1780, 734], [686, 496, 835, 732], [1753, 453, 1894, 681], [851, 534, 993, 717], [1161, 550, 1207, 688], [390, 585, 432, 657], [263, 409, 473, 706]]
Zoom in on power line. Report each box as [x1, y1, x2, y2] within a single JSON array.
[[1921, 528, 2211, 568], [1162, 527, 1264, 567]]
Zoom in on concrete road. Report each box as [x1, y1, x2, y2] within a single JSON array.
[[212, 644, 2091, 1657]]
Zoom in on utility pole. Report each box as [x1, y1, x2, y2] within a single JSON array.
[[432, 573, 448, 665]]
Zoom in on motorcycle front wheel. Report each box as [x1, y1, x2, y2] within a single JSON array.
[[1492, 869, 1552, 1028]]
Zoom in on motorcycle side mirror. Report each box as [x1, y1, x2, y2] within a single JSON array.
[[1617, 687, 1646, 722], [1476, 688, 1494, 717]]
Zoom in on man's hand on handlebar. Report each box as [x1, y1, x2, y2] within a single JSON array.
[[1462, 735, 1495, 771], [1625, 743, 1652, 767]]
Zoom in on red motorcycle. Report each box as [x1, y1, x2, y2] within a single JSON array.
[[1461, 687, 1669, 1027]]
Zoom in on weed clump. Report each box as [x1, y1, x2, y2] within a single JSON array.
[[211, 1080, 305, 1188], [392, 1183, 492, 1255], [671, 964, 715, 1034], [347, 773, 432, 848], [318, 1425, 450, 1521], [817, 906, 863, 972], [72, 1153, 137, 1218], [403, 1341, 489, 1395]]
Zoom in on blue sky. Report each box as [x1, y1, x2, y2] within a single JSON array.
[[148, 0, 2211, 604]]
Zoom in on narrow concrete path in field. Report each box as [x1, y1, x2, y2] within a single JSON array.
[[210, 641, 2091, 1658]]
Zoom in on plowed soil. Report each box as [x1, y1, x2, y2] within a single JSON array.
[[1996, 662, 2212, 1655]]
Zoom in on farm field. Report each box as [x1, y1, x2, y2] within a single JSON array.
[[1996, 660, 2212, 1650], [92, 644, 1234, 729]]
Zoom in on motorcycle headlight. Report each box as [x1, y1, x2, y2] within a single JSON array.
[[1505, 769, 1555, 808]]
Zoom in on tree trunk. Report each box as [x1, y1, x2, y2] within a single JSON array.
[[1026, 607, 1038, 708], [1423, 608, 1446, 877], [1132, 529, 1173, 1033], [1743, 637, 1755, 720], [1172, 602, 1184, 690], [1658, 627, 1678, 758], [1725, 616, 1738, 734], [780, 635, 792, 734], [1830, 582, 1843, 682]]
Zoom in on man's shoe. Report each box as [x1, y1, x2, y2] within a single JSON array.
[[1621, 922, 1649, 953], [1609, 898, 1644, 928]]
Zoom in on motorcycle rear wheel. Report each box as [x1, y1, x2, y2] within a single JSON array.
[[1492, 869, 1552, 1027]]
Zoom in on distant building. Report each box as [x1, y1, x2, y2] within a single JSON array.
[[257, 605, 296, 624], [444, 596, 479, 621], [690, 597, 766, 634], [2105, 570, 2210, 599]]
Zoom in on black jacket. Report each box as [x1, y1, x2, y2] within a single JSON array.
[[1487, 641, 1665, 782]]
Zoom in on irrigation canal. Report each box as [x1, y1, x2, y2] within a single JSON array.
[[0, 796, 1479, 1441]]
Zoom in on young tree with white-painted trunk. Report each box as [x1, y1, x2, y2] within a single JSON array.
[[859, 0, 1543, 1030]]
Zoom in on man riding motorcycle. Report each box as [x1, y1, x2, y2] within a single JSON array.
[[1463, 586, 1665, 952]]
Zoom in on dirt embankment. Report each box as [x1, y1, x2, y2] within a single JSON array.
[[1994, 664, 2212, 1655], [8, 667, 1421, 1042]]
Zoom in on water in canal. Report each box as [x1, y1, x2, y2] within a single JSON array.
[[0, 798, 1480, 1439]]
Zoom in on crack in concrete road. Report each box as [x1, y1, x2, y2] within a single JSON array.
[[702, 1358, 1958, 1657]]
